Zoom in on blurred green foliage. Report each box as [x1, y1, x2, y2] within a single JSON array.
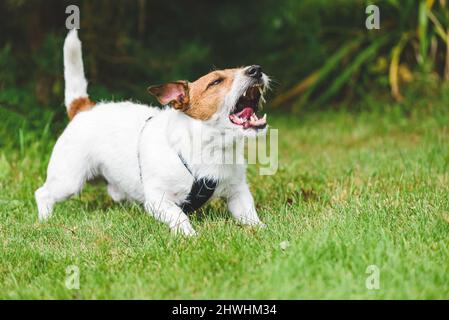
[[0, 0, 448, 128]]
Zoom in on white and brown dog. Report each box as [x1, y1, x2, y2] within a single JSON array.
[[35, 30, 270, 236]]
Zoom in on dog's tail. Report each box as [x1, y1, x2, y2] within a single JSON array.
[[63, 29, 95, 120]]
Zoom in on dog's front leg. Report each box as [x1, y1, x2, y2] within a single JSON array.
[[227, 182, 265, 227], [144, 193, 196, 236]]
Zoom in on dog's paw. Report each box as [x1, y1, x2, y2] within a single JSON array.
[[238, 217, 266, 228], [35, 188, 53, 222], [248, 221, 266, 229], [256, 222, 267, 229], [171, 221, 197, 237]]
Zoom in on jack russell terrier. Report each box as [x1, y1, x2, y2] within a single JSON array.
[[35, 30, 270, 236]]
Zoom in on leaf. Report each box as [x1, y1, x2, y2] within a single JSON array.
[[445, 31, 449, 81], [291, 39, 362, 112], [426, 0, 435, 10], [418, 1, 429, 67], [427, 9, 447, 44], [271, 71, 319, 108], [310, 37, 389, 108], [389, 34, 410, 101]]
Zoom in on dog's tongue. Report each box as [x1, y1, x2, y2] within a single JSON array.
[[236, 107, 254, 119], [230, 106, 267, 128]]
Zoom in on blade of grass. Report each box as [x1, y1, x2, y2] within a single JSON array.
[[445, 31, 449, 81], [19, 128, 24, 158]]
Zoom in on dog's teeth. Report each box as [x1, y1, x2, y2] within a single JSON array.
[[262, 114, 267, 120], [243, 90, 247, 97]]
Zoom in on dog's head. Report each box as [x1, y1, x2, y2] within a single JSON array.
[[148, 65, 270, 137]]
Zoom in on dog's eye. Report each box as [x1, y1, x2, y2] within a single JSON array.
[[208, 78, 223, 88]]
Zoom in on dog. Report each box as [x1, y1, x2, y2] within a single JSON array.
[[35, 30, 270, 236]]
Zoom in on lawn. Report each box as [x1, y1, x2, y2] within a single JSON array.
[[0, 99, 449, 299]]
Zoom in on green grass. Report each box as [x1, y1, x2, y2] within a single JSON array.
[[1, 100, 449, 299]]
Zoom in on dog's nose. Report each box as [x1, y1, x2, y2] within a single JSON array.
[[246, 65, 262, 79]]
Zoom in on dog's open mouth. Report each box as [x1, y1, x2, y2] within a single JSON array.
[[229, 85, 267, 129]]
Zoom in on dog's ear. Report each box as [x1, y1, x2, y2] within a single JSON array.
[[148, 81, 189, 110]]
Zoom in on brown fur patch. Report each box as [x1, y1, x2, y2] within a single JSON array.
[[185, 69, 238, 120], [68, 97, 96, 120], [148, 68, 240, 121]]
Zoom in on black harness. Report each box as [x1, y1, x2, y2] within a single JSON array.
[[137, 116, 218, 214]]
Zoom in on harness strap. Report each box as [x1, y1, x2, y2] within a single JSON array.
[[178, 154, 218, 214], [137, 116, 153, 183], [137, 116, 218, 214]]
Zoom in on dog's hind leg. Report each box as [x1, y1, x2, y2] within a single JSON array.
[[107, 184, 126, 202], [35, 178, 85, 221], [35, 139, 89, 221], [35, 173, 86, 221], [35, 186, 54, 221]]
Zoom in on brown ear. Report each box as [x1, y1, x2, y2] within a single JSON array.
[[148, 81, 189, 110]]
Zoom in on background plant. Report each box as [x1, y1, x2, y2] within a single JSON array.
[[0, 0, 448, 139], [1, 1, 448, 299]]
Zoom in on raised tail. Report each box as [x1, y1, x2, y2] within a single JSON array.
[[63, 29, 95, 120]]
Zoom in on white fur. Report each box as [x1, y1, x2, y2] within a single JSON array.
[[64, 29, 88, 108], [35, 31, 268, 236]]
